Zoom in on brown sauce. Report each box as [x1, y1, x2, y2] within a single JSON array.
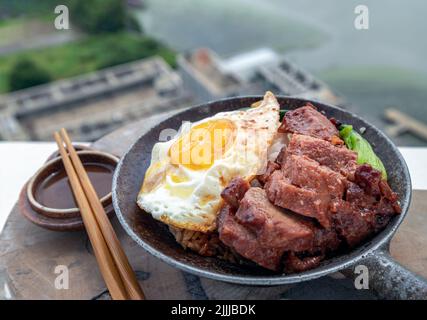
[[35, 162, 113, 209]]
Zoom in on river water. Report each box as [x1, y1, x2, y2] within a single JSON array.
[[136, 0, 427, 146]]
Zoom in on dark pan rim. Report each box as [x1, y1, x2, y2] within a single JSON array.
[[112, 95, 412, 285]]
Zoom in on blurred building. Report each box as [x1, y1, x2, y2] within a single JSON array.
[[0, 47, 341, 142], [0, 57, 191, 141], [178, 47, 340, 105], [178, 48, 241, 102]]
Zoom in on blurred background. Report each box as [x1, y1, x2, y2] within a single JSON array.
[[0, 0, 426, 146]]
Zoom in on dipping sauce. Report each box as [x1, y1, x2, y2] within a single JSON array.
[[35, 162, 113, 209]]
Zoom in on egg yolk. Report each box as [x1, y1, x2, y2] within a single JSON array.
[[169, 119, 236, 170]]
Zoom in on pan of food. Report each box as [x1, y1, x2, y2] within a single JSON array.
[[112, 92, 427, 299]]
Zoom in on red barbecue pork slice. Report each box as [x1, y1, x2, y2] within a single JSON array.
[[285, 134, 358, 178], [354, 164, 401, 214], [220, 177, 251, 209], [282, 155, 346, 199], [330, 200, 375, 247], [218, 188, 336, 271], [283, 226, 341, 272], [234, 187, 314, 251], [266, 172, 330, 228], [217, 187, 340, 271], [354, 163, 382, 198], [257, 160, 280, 185], [331, 166, 400, 248], [331, 199, 397, 248], [283, 253, 324, 273], [265, 155, 346, 228], [217, 204, 285, 271], [311, 227, 341, 255], [218, 188, 342, 272], [278, 104, 340, 142], [345, 181, 377, 208]]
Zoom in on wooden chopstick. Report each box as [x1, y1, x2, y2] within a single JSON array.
[[54, 132, 128, 300], [59, 128, 144, 300]]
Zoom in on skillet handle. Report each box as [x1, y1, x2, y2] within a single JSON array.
[[346, 246, 427, 299]]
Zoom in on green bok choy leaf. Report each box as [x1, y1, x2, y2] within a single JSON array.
[[339, 124, 387, 180]]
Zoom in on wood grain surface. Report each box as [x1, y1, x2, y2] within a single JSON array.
[[0, 112, 426, 300]]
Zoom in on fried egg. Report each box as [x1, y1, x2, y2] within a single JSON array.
[[137, 91, 280, 232]]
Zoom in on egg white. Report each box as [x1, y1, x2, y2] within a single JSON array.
[[137, 91, 280, 232]]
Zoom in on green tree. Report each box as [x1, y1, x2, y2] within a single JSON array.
[[8, 59, 51, 91], [96, 34, 176, 69], [70, 0, 133, 34]]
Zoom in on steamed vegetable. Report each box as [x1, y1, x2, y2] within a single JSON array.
[[339, 125, 387, 179], [279, 109, 288, 121]]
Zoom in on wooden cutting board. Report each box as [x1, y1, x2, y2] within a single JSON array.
[[1, 112, 426, 300]]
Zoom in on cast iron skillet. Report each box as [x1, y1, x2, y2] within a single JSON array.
[[112, 96, 427, 299]]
